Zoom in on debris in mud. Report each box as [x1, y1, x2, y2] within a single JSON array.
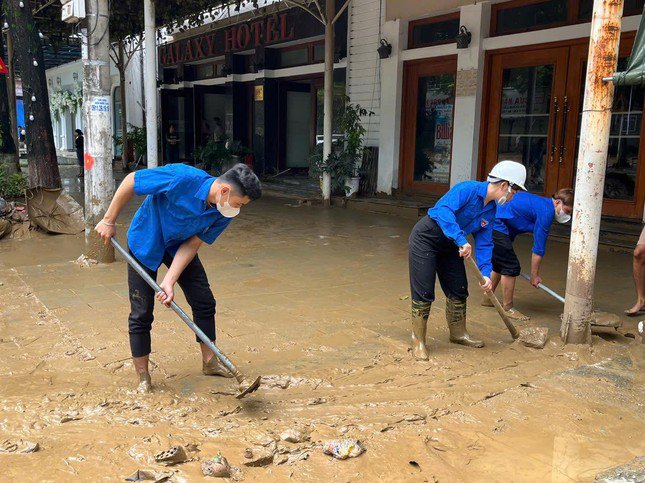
[[154, 446, 189, 466], [243, 447, 275, 467], [260, 375, 328, 390], [201, 454, 231, 478], [518, 327, 549, 349], [74, 254, 99, 268], [322, 439, 365, 460], [0, 439, 39, 454], [124, 469, 174, 482], [594, 456, 645, 482], [216, 406, 242, 417], [280, 429, 310, 444]]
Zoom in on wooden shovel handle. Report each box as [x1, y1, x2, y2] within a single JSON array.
[[465, 256, 519, 340]]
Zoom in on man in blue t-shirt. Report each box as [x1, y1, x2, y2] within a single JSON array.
[[95, 163, 262, 392], [482, 188, 574, 321]]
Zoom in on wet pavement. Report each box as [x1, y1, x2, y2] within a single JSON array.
[[0, 167, 643, 481]]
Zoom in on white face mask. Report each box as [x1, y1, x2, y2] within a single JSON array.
[[555, 203, 571, 224], [217, 190, 240, 218], [497, 184, 512, 206]]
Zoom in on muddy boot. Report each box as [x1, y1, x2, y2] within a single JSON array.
[[203, 355, 234, 378], [481, 296, 494, 308], [446, 298, 484, 348], [411, 300, 432, 360], [502, 304, 530, 322], [137, 372, 152, 393]]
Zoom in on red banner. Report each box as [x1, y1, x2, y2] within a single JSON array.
[[0, 56, 7, 74]]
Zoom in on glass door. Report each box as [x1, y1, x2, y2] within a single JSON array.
[[400, 57, 457, 194], [484, 48, 569, 196], [564, 38, 645, 218]]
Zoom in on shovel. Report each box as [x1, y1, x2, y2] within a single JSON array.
[[111, 238, 261, 399], [465, 256, 519, 340], [519, 273, 564, 303]]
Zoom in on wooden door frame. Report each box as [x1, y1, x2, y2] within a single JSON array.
[[478, 32, 644, 219], [399, 55, 458, 195]]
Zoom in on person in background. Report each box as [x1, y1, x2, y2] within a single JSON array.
[[482, 188, 574, 321], [625, 226, 645, 317], [166, 124, 180, 164], [408, 160, 527, 360], [75, 129, 84, 178]]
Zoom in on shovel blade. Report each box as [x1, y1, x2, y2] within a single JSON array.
[[236, 376, 262, 399]]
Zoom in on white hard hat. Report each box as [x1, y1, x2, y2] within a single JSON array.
[[487, 160, 527, 191]]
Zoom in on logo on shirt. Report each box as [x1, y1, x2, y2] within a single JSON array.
[[480, 219, 489, 228]]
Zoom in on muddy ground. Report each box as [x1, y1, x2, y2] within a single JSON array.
[[0, 183, 643, 481]]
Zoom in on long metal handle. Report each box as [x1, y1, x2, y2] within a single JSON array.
[[110, 238, 242, 381], [549, 96, 559, 163], [465, 257, 519, 340], [520, 272, 565, 303], [558, 96, 569, 165]]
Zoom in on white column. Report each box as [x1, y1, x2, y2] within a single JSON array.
[[450, 2, 491, 186], [377, 19, 405, 194], [144, 0, 158, 168]]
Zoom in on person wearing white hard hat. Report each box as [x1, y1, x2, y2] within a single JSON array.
[[407, 160, 527, 360]]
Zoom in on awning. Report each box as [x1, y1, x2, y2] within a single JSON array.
[[608, 6, 645, 86]]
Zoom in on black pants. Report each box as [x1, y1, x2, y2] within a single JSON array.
[[409, 217, 469, 303], [128, 249, 216, 358], [492, 230, 521, 276], [76, 147, 83, 168]]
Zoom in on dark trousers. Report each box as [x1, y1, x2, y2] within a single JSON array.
[[128, 249, 216, 358], [409, 217, 469, 303], [76, 147, 83, 168]]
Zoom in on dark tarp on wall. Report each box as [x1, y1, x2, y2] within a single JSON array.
[[610, 6, 645, 86]]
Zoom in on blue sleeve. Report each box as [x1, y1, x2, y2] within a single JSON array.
[[133, 165, 178, 196], [198, 217, 232, 245], [474, 224, 494, 277], [430, 185, 471, 247], [532, 210, 553, 257]]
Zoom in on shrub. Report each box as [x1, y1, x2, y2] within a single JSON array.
[[0, 167, 27, 199]]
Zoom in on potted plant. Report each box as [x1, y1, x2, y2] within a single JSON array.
[[310, 97, 373, 197], [194, 138, 232, 175]]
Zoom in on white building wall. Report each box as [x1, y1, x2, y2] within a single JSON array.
[[346, 0, 382, 147]]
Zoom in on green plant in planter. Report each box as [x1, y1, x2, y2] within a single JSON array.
[[194, 137, 232, 175], [310, 97, 373, 194], [0, 166, 27, 199]]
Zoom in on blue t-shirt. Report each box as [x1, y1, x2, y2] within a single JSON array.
[[127, 164, 232, 270], [494, 191, 554, 257], [428, 181, 497, 277]]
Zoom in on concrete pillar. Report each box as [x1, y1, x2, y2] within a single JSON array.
[[450, 2, 491, 186], [377, 19, 405, 194], [144, 0, 158, 168]]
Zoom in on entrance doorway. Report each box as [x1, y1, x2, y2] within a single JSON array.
[[482, 34, 644, 218], [400, 56, 457, 194], [285, 90, 312, 168]]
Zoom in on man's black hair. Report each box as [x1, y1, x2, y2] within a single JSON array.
[[219, 163, 262, 200]]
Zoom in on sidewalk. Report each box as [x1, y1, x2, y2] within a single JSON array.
[[0, 176, 643, 480]]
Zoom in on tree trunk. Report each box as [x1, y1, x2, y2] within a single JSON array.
[[4, 0, 61, 188], [118, 42, 130, 171], [0, 12, 18, 175]]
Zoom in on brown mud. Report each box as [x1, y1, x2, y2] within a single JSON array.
[[0, 194, 643, 481]]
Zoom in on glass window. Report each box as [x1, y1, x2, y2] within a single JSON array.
[[575, 58, 644, 201], [578, 0, 642, 21], [495, 0, 567, 35], [280, 48, 309, 68], [313, 43, 325, 63], [410, 17, 460, 49], [414, 73, 456, 184], [497, 64, 554, 193], [194, 63, 214, 80]]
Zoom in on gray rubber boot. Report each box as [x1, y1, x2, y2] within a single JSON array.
[[411, 300, 432, 360], [446, 298, 484, 348]]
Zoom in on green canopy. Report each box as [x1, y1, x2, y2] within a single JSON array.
[[611, 6, 645, 86]]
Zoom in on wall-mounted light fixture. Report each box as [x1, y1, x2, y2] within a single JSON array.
[[377, 39, 392, 59], [456, 26, 472, 49], [56, 76, 61, 86], [47, 78, 53, 87]]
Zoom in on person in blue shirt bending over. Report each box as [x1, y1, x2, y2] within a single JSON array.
[[481, 188, 574, 321], [408, 161, 527, 360], [95, 163, 262, 392]]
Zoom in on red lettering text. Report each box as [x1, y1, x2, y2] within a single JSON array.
[[225, 27, 237, 52], [237, 23, 251, 50], [266, 16, 279, 43], [250, 21, 263, 46], [279, 14, 294, 41]]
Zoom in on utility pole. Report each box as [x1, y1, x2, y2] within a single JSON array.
[[5, 31, 20, 171], [321, 0, 335, 205], [83, 0, 114, 262], [561, 0, 624, 344], [144, 0, 158, 168]]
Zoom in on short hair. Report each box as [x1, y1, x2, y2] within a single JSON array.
[[219, 163, 262, 201], [553, 188, 574, 207]]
